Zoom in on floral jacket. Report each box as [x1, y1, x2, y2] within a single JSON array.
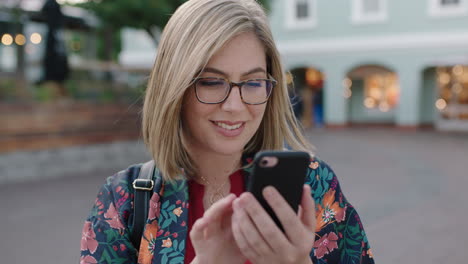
[[81, 156, 375, 264]]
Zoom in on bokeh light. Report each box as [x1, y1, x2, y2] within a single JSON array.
[[1, 34, 13, 46], [15, 34, 26, 46], [30, 33, 42, 44]]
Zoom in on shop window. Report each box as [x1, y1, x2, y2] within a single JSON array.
[[429, 0, 468, 17], [436, 66, 468, 121], [286, 0, 317, 29], [362, 74, 399, 112], [352, 0, 388, 24]]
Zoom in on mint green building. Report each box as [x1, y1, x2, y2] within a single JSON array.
[[269, 0, 468, 131]]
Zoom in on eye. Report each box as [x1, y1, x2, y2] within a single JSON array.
[[198, 79, 225, 87], [244, 80, 264, 88]]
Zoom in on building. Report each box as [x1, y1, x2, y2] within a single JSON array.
[[269, 0, 468, 131]]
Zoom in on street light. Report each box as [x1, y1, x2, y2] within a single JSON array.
[[1, 34, 14, 46], [30, 33, 42, 44], [15, 34, 26, 46]]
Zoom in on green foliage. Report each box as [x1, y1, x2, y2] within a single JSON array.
[[33, 84, 54, 102], [0, 79, 16, 101], [78, 0, 187, 41], [78, 0, 270, 42]]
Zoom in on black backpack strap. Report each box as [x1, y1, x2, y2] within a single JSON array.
[[131, 160, 155, 251]]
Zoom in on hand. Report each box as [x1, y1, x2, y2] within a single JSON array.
[[231, 185, 316, 264], [190, 194, 246, 264]]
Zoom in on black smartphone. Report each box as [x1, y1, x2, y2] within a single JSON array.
[[247, 150, 310, 231]]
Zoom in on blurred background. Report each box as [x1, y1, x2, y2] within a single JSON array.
[[1, 0, 467, 263]]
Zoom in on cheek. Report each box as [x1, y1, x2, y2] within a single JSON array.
[[249, 105, 267, 128]]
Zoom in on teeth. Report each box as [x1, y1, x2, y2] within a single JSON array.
[[215, 122, 242, 130]]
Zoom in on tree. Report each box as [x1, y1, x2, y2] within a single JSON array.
[[78, 0, 270, 45]]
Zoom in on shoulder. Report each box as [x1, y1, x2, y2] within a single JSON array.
[[88, 161, 161, 223], [304, 156, 345, 205], [305, 156, 337, 189], [306, 158, 375, 263], [103, 161, 161, 195]]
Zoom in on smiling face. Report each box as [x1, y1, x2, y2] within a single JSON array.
[[181, 32, 268, 157]]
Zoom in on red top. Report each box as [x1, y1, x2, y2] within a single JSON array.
[[184, 170, 252, 264]]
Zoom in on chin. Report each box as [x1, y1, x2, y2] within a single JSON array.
[[211, 140, 247, 156]]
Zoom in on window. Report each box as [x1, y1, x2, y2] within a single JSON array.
[[429, 0, 468, 17], [285, 0, 317, 29], [442, 0, 460, 5], [351, 0, 388, 24]]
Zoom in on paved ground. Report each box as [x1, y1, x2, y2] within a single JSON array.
[[2, 127, 467, 263]]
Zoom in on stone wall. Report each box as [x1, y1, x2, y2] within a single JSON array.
[[0, 102, 150, 184]]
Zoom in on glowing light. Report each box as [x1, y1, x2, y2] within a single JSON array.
[[342, 78, 352, 89], [453, 83, 463, 94], [1, 34, 13, 45], [439, 73, 451, 85], [462, 72, 468, 83], [435, 99, 447, 110], [344, 88, 352, 99], [285, 71, 293, 85], [369, 87, 382, 100], [15, 34, 26, 46], [364, 97, 376, 109], [452, 65, 464, 76], [30, 33, 42, 44], [379, 102, 390, 112], [305, 68, 322, 86]]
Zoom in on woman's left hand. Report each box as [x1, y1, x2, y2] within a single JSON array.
[[231, 185, 316, 264]]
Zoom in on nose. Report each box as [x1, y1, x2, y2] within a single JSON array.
[[221, 85, 245, 112]]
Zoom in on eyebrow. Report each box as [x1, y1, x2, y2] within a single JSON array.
[[202, 67, 266, 77]]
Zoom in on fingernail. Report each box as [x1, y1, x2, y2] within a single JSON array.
[[233, 199, 242, 210], [263, 186, 274, 198]]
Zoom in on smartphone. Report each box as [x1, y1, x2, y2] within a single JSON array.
[[247, 150, 310, 231]]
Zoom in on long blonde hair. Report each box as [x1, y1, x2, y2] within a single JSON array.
[[142, 0, 313, 181]]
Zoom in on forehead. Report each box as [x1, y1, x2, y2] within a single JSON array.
[[204, 32, 267, 77]]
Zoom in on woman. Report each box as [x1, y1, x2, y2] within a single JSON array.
[[80, 0, 375, 263]]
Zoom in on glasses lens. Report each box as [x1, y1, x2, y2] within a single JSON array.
[[195, 78, 229, 103], [241, 80, 273, 104]]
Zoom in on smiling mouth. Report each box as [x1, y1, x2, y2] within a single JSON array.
[[212, 121, 244, 130]]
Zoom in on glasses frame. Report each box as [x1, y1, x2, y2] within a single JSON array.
[[192, 75, 277, 105]]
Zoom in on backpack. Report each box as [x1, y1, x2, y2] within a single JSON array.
[[131, 160, 159, 250]]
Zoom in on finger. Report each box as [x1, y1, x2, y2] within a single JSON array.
[[203, 193, 236, 221], [237, 192, 291, 252], [232, 198, 273, 256], [262, 186, 305, 242], [300, 185, 316, 230], [298, 205, 303, 218], [190, 218, 208, 242], [202, 194, 236, 237], [231, 205, 261, 261]]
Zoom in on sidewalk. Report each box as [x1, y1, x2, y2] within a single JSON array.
[[1, 127, 467, 263]]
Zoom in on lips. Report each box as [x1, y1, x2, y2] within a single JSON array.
[[214, 121, 242, 130], [210, 120, 245, 137]]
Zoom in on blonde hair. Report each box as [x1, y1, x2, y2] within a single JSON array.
[[142, 0, 313, 181]]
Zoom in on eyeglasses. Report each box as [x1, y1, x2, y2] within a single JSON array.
[[192, 76, 276, 105]]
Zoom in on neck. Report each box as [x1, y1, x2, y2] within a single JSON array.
[[187, 148, 242, 186]]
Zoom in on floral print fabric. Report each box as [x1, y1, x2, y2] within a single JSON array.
[[81, 157, 374, 264]]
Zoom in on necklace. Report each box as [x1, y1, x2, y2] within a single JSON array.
[[198, 174, 230, 206]]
